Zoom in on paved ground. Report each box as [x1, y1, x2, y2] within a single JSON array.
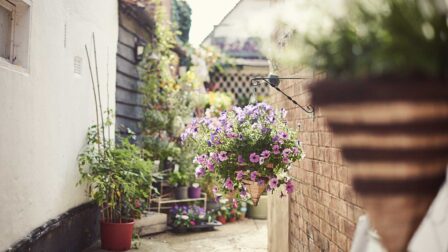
[[88, 219, 267, 252]]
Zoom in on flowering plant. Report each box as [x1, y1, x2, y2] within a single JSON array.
[[181, 102, 304, 202], [169, 205, 209, 228]]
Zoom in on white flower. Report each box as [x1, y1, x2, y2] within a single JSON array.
[[181, 215, 189, 220], [277, 171, 288, 180]]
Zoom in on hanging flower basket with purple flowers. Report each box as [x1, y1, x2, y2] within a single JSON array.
[[181, 102, 304, 205]]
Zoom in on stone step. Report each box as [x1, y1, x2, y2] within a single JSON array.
[[134, 211, 168, 236]]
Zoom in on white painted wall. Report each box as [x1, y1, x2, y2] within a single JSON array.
[[0, 0, 118, 249], [202, 0, 272, 43]]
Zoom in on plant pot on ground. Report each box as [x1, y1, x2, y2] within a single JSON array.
[[216, 215, 227, 224], [247, 195, 268, 220], [276, 1, 448, 250], [78, 128, 155, 251]]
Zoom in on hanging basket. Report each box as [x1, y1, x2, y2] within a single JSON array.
[[311, 78, 448, 252], [243, 179, 267, 206]]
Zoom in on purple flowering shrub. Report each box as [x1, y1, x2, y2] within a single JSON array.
[[169, 205, 210, 228], [181, 102, 304, 199]]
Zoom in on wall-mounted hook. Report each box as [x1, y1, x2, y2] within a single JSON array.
[[250, 75, 315, 115]]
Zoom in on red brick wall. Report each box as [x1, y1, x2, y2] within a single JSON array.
[[268, 69, 365, 251]]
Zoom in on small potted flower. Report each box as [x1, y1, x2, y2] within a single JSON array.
[[215, 206, 229, 224], [168, 171, 189, 199], [188, 182, 202, 199], [228, 208, 237, 223], [182, 103, 304, 205]]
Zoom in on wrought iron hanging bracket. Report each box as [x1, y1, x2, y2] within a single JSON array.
[[250, 75, 315, 115]]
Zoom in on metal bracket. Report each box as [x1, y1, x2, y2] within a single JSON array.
[[250, 75, 315, 114]]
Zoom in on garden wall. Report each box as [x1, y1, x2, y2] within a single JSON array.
[[0, 0, 118, 250], [267, 68, 365, 251]]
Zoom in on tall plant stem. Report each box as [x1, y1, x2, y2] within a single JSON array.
[[106, 48, 111, 141], [85, 45, 102, 153], [92, 33, 107, 149]]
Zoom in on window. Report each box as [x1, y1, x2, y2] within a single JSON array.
[[0, 0, 30, 70], [0, 0, 14, 62]]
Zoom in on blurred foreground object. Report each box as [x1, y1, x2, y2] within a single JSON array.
[[285, 0, 448, 251]]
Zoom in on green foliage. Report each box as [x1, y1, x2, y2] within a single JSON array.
[[198, 45, 235, 74], [78, 126, 156, 222], [274, 0, 448, 79], [168, 170, 189, 187], [205, 92, 234, 117], [172, 0, 192, 44]]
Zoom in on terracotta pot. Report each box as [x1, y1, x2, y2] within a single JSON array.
[[243, 179, 267, 206], [216, 215, 226, 224], [100, 220, 135, 251], [311, 78, 448, 252]]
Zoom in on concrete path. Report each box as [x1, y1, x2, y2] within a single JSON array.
[[138, 219, 267, 252], [89, 219, 267, 252]]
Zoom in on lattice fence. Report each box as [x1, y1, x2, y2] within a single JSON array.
[[211, 71, 270, 105]]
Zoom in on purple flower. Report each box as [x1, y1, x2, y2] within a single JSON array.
[[249, 153, 260, 163], [194, 154, 207, 165], [210, 152, 219, 162], [269, 177, 279, 189], [282, 156, 290, 163], [282, 148, 292, 157], [224, 178, 234, 190], [292, 147, 300, 155], [195, 167, 205, 178], [279, 132, 288, 139], [218, 151, 228, 162], [261, 150, 271, 158], [273, 145, 281, 154], [286, 180, 294, 194], [212, 186, 218, 195], [238, 155, 245, 164], [261, 127, 271, 134], [240, 187, 247, 197], [219, 111, 227, 123], [206, 161, 215, 172], [236, 170, 244, 180], [257, 179, 265, 186], [227, 132, 238, 138], [250, 171, 257, 181]]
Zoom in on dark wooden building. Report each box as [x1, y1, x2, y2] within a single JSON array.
[[116, 0, 155, 136]]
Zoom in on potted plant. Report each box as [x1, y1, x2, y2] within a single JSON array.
[[168, 171, 189, 199], [215, 206, 229, 224], [238, 201, 247, 220], [78, 127, 153, 251], [182, 103, 304, 205], [271, 0, 448, 250], [188, 182, 202, 199], [228, 208, 237, 223]]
